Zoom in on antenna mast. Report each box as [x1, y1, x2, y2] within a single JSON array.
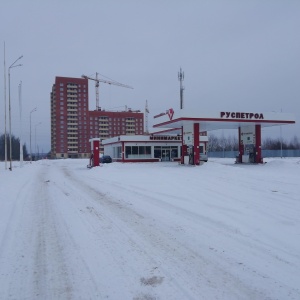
[[178, 67, 184, 109]]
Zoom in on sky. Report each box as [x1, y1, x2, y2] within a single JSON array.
[[1, 158, 300, 299], [1, 0, 299, 153]]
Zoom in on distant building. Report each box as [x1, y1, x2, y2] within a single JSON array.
[[50, 76, 144, 158], [89, 109, 144, 153]]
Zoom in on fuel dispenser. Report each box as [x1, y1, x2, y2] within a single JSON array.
[[239, 126, 259, 163], [188, 145, 194, 165], [244, 144, 256, 163], [88, 138, 100, 168]]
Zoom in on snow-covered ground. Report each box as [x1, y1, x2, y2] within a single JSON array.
[[0, 158, 299, 300]]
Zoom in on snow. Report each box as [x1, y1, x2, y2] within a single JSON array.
[[0, 158, 300, 300]]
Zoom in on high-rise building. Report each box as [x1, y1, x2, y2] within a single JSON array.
[[51, 76, 144, 158]]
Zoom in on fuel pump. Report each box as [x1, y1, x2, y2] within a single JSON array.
[[188, 145, 194, 165], [88, 138, 100, 168], [245, 144, 256, 163], [240, 126, 256, 163]]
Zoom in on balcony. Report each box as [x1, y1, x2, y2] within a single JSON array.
[[67, 89, 78, 93], [67, 121, 78, 125], [67, 109, 78, 113], [67, 93, 78, 98], [99, 124, 109, 128], [67, 103, 78, 107], [68, 150, 78, 154]]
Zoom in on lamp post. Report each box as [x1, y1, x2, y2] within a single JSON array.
[[8, 55, 23, 170], [3, 42, 7, 169], [30, 107, 37, 161], [19, 81, 23, 167], [35, 122, 41, 160], [280, 108, 283, 158]]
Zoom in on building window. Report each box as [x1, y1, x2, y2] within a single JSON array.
[[125, 146, 151, 159]]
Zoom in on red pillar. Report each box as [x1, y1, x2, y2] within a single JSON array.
[[193, 123, 200, 165], [181, 126, 185, 164], [255, 125, 263, 163], [122, 141, 125, 162], [93, 140, 100, 166], [238, 127, 243, 163]]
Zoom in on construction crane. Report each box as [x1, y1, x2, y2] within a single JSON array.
[[82, 72, 133, 110], [145, 100, 149, 134]]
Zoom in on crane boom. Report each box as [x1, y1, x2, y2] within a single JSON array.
[[82, 73, 133, 110]]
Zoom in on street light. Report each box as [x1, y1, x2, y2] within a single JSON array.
[[8, 55, 23, 170], [30, 107, 37, 161], [35, 122, 41, 160], [3, 42, 7, 169], [19, 81, 23, 167]]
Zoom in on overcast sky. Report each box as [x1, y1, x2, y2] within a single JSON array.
[[1, 0, 299, 153]]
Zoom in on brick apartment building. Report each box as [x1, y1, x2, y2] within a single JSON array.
[[50, 76, 144, 159]]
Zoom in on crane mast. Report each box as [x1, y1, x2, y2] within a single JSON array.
[[145, 100, 149, 134], [95, 72, 100, 111], [82, 73, 133, 110]]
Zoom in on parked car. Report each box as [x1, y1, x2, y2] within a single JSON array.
[[100, 155, 112, 163], [200, 152, 208, 162]]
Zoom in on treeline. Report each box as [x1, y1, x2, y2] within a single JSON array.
[[208, 134, 300, 152], [0, 134, 28, 160]]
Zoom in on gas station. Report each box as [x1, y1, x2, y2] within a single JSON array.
[[153, 109, 296, 165]]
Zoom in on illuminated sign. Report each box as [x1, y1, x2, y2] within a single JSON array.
[[220, 112, 264, 119]]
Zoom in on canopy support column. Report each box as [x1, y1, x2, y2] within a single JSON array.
[[193, 123, 200, 165]]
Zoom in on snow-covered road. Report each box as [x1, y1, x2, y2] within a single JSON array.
[[0, 158, 299, 299]]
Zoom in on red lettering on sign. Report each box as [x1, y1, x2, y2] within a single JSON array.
[[220, 112, 264, 119]]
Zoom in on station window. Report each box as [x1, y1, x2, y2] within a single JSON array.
[[125, 146, 151, 158]]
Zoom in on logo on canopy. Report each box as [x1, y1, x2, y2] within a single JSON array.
[[168, 108, 174, 120]]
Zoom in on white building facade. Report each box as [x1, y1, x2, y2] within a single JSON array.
[[102, 133, 208, 163]]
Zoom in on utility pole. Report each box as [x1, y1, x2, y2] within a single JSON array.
[[8, 55, 23, 170], [30, 107, 37, 161], [178, 67, 184, 109], [19, 81, 23, 167], [280, 108, 283, 158], [4, 42, 7, 169]]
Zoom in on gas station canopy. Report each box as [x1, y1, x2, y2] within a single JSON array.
[[153, 109, 295, 131], [152, 108, 295, 165]]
